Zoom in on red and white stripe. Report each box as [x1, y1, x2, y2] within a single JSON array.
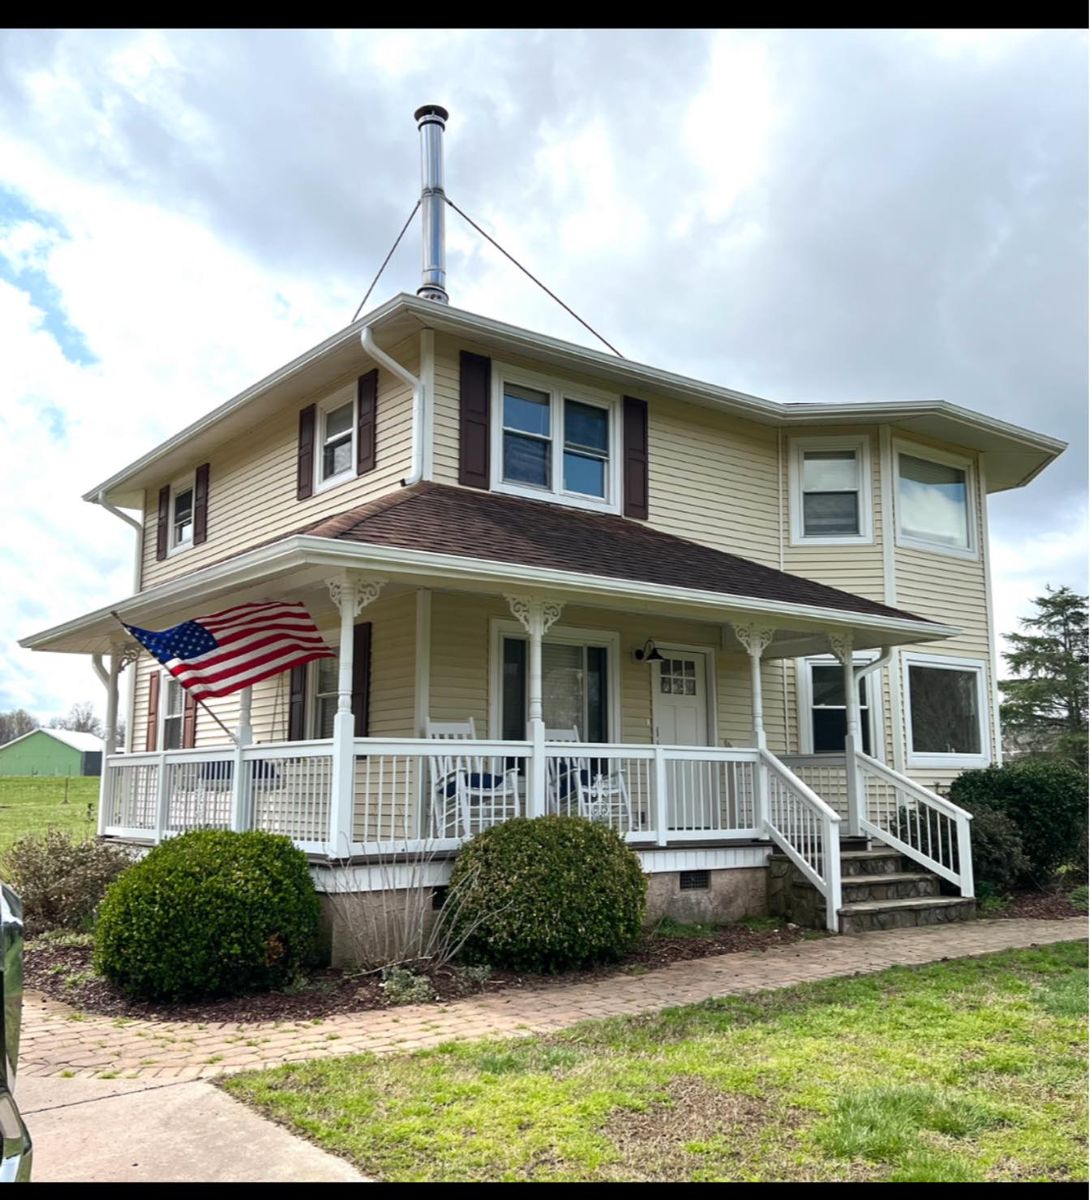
[[166, 601, 334, 701]]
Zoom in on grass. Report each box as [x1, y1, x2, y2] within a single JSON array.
[[0, 776, 99, 850], [222, 942, 1088, 1182]]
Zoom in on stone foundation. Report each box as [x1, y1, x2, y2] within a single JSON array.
[[644, 867, 768, 927], [319, 888, 444, 969]]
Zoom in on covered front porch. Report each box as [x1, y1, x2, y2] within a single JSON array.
[[24, 486, 976, 932]]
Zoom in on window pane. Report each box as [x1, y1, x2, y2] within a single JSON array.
[[898, 454, 969, 548], [563, 451, 606, 497], [803, 492, 859, 536], [803, 449, 858, 492], [564, 400, 608, 453], [325, 402, 353, 441], [909, 665, 980, 754], [812, 707, 871, 754], [503, 432, 550, 487], [586, 646, 607, 742], [811, 665, 845, 707], [323, 438, 352, 479], [162, 716, 182, 751], [503, 384, 550, 436], [316, 657, 338, 694], [173, 488, 193, 542], [542, 642, 583, 734], [502, 638, 526, 742]]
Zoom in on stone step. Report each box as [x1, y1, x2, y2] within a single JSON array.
[[838, 895, 976, 934], [838, 872, 940, 903], [838, 849, 906, 876]]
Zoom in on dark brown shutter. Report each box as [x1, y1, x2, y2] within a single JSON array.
[[288, 665, 308, 741], [156, 485, 170, 560], [459, 351, 491, 489], [182, 690, 198, 748], [145, 672, 160, 751], [356, 369, 378, 475], [297, 404, 316, 500], [351, 622, 372, 737], [622, 396, 649, 520], [193, 463, 210, 545]]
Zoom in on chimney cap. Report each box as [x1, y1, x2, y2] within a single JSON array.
[[414, 104, 449, 124]]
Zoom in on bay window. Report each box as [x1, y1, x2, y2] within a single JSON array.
[[895, 444, 975, 556], [904, 654, 989, 766]]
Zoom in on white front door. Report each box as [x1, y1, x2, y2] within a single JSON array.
[[652, 652, 717, 831]]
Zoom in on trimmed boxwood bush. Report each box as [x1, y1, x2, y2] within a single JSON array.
[[968, 808, 1031, 896], [94, 829, 320, 1001], [447, 815, 646, 973], [949, 759, 1087, 883]]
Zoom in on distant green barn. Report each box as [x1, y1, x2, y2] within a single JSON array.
[[0, 728, 103, 777]]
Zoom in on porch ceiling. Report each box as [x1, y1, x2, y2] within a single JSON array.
[[20, 487, 958, 659]]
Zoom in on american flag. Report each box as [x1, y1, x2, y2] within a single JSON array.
[[123, 601, 334, 701]]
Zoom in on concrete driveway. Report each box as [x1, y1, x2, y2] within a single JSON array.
[[19, 1073, 366, 1183]]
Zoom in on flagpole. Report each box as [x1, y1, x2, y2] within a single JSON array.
[[109, 611, 240, 747]]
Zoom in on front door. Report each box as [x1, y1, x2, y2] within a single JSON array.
[[652, 652, 716, 830]]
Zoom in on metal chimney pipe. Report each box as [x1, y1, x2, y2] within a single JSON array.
[[414, 104, 449, 304]]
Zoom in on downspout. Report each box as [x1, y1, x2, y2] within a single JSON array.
[[95, 490, 143, 592], [853, 646, 894, 759], [360, 326, 425, 487]]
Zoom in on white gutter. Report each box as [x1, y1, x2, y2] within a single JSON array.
[[360, 325, 424, 487], [95, 489, 143, 591], [854, 646, 894, 686]]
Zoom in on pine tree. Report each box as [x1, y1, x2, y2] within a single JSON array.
[[999, 585, 1088, 765]]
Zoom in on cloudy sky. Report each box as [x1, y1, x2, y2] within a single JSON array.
[[0, 28, 1086, 722]]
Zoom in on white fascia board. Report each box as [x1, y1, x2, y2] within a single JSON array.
[[20, 532, 958, 655]]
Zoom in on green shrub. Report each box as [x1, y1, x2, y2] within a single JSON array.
[[447, 815, 646, 973], [94, 829, 320, 1001], [949, 760, 1088, 883], [380, 966, 436, 1005], [1, 829, 133, 936], [1070, 885, 1088, 914], [967, 808, 1031, 895]]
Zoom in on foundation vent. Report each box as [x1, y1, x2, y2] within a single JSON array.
[[679, 870, 711, 891]]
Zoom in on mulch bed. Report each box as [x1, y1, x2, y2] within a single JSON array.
[[991, 890, 1086, 921], [24, 920, 820, 1025]]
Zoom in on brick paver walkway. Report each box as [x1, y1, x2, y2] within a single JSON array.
[[21, 918, 1086, 1081]]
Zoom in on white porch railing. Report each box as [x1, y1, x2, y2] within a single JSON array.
[[761, 749, 842, 931], [779, 754, 849, 821], [857, 752, 974, 897]]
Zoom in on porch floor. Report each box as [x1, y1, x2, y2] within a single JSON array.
[[20, 918, 1086, 1081]]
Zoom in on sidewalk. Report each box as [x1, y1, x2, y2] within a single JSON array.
[[20, 917, 1086, 1083]]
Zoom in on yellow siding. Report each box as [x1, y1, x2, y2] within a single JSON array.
[[141, 337, 418, 588]]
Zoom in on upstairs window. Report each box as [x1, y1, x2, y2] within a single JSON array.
[[789, 436, 872, 544], [896, 445, 975, 556], [319, 399, 355, 488], [493, 365, 619, 512], [171, 484, 194, 549]]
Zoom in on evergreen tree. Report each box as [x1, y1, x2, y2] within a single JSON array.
[[1000, 585, 1088, 765]]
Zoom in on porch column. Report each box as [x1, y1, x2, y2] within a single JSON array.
[[830, 631, 862, 837], [92, 645, 138, 836], [729, 622, 775, 837], [505, 595, 564, 818], [326, 574, 386, 854], [229, 686, 253, 832]]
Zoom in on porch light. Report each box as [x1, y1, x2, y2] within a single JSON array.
[[633, 639, 664, 664]]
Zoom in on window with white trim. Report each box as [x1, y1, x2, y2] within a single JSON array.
[[161, 674, 185, 751], [895, 443, 975, 556], [789, 436, 872, 544], [904, 654, 989, 766], [169, 477, 195, 552], [501, 639, 610, 742], [316, 396, 355, 491], [492, 365, 619, 512], [798, 657, 876, 755], [308, 653, 339, 738]]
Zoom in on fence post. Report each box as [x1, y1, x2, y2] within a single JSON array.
[[230, 747, 249, 832], [527, 719, 546, 818], [153, 751, 170, 844], [653, 746, 668, 846], [824, 814, 842, 932], [956, 813, 975, 899]]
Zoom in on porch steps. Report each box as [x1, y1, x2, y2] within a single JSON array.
[[769, 846, 976, 933]]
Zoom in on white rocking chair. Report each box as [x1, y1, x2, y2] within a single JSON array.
[[426, 718, 520, 839], [546, 725, 632, 830]]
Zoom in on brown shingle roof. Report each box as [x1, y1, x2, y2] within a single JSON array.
[[302, 483, 935, 626]]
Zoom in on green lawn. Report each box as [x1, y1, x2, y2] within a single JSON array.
[[0, 776, 99, 850], [223, 943, 1088, 1183]]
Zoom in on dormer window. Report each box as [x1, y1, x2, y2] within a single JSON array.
[[492, 364, 619, 512]]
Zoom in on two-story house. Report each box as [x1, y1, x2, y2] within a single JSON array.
[[20, 106, 1065, 959]]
